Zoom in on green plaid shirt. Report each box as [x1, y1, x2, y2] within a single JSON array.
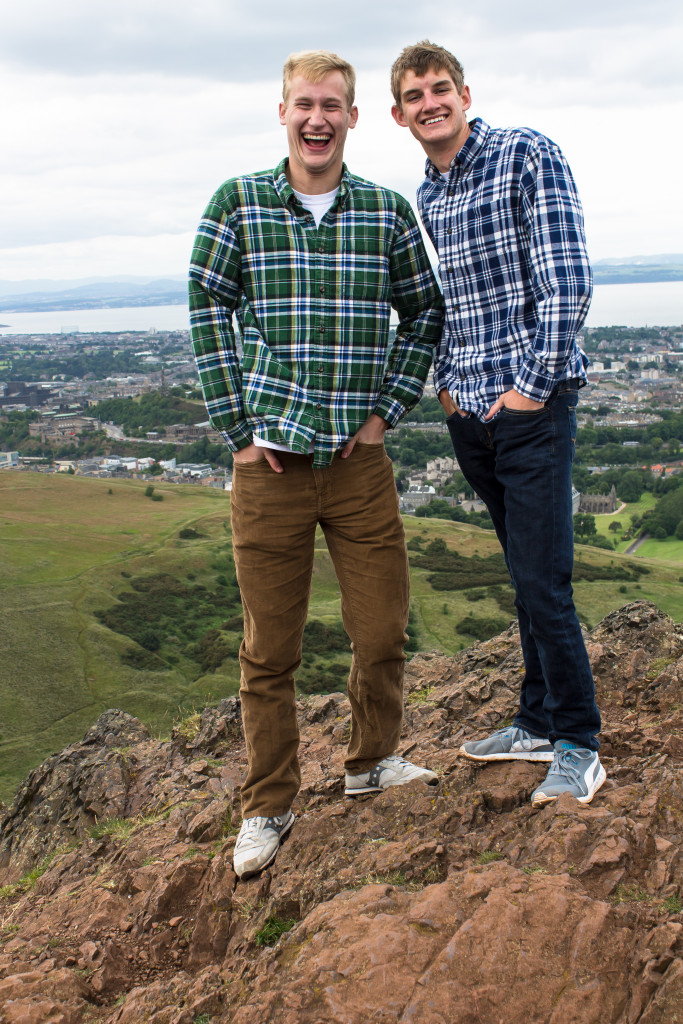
[[189, 159, 443, 466]]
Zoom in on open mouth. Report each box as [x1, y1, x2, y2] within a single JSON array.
[[423, 115, 447, 126], [302, 133, 332, 150]]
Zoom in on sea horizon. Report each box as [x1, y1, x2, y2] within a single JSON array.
[[0, 280, 681, 336]]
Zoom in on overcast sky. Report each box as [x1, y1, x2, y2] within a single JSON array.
[[2, 0, 682, 282]]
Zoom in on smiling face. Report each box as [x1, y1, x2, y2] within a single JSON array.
[[392, 67, 472, 172], [279, 71, 358, 194]]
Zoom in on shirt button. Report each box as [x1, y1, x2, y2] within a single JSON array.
[[318, 326, 325, 333], [459, 340, 466, 347], [446, 228, 452, 234], [319, 286, 325, 294], [447, 267, 454, 274], [453, 304, 459, 311], [318, 246, 325, 253], [316, 403, 322, 409], [318, 365, 324, 372]]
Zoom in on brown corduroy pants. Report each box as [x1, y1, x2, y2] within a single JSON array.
[[230, 442, 409, 817]]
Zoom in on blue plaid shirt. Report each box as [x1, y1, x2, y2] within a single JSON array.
[[418, 118, 592, 420]]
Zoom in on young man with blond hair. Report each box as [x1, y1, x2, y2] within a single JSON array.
[[190, 50, 442, 878], [391, 41, 606, 807]]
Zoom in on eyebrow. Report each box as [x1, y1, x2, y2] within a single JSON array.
[[403, 77, 454, 98], [290, 93, 344, 105]]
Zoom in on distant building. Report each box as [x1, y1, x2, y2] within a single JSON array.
[[164, 422, 217, 443], [424, 455, 459, 487], [0, 381, 55, 409], [579, 485, 618, 515], [400, 484, 437, 514], [29, 413, 101, 442], [0, 451, 19, 469], [173, 463, 214, 479]]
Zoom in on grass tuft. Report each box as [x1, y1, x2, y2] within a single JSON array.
[[477, 850, 503, 865], [254, 915, 297, 947]]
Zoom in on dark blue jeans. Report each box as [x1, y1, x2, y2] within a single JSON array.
[[447, 382, 600, 750]]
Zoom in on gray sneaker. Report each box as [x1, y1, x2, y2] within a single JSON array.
[[233, 811, 294, 879], [345, 754, 438, 795], [531, 741, 606, 807], [460, 726, 554, 763]]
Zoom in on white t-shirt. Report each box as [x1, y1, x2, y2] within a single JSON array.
[[292, 186, 339, 227], [253, 186, 339, 454]]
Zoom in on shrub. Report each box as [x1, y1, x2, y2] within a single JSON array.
[[303, 620, 349, 654], [456, 614, 510, 641], [179, 527, 203, 539]]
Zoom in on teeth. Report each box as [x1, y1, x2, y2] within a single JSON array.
[[425, 116, 446, 125], [303, 134, 331, 141]]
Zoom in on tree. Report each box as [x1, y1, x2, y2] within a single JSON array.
[[608, 521, 622, 533], [574, 513, 597, 537], [617, 471, 644, 504], [653, 487, 683, 536]]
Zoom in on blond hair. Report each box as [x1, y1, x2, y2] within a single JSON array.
[[391, 40, 465, 107], [282, 50, 356, 108]]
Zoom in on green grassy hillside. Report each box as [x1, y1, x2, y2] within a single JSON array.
[[1, 472, 682, 802]]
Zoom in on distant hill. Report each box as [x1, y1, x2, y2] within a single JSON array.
[[1, 256, 683, 311], [0, 276, 187, 312], [1, 472, 682, 803], [592, 253, 683, 285]]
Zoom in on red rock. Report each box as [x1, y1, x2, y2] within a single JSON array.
[[0, 602, 682, 1024]]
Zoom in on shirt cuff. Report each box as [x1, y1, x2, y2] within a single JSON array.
[[433, 366, 448, 395], [217, 420, 254, 450], [514, 361, 557, 404], [373, 394, 407, 428]]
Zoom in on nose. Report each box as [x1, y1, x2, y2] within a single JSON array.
[[422, 89, 440, 111], [307, 104, 327, 128]]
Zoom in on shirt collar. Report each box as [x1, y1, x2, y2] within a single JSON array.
[[424, 117, 490, 183], [274, 158, 353, 210]]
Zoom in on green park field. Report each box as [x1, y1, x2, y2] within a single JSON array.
[[1, 471, 682, 803]]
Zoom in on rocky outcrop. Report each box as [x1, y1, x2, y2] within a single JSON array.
[[1, 601, 682, 1024]]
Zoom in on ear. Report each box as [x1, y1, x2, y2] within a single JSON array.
[[391, 103, 408, 128], [278, 101, 287, 126], [460, 85, 472, 112], [348, 104, 359, 129]]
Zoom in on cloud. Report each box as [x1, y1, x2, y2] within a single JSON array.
[[1, 0, 681, 278], [4, 0, 680, 80]]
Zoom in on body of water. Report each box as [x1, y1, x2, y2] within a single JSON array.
[[0, 303, 191, 336], [0, 282, 681, 336], [585, 281, 683, 329]]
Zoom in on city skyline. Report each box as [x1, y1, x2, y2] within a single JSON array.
[[2, 0, 682, 281]]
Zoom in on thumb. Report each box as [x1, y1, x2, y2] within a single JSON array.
[[264, 449, 284, 473], [340, 438, 356, 459], [485, 396, 504, 422]]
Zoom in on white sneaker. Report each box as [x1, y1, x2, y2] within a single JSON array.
[[233, 811, 294, 879], [345, 754, 438, 796]]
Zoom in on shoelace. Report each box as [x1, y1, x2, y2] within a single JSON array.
[[240, 818, 262, 842], [549, 748, 582, 782], [499, 726, 537, 751], [382, 755, 411, 769], [238, 815, 286, 847]]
